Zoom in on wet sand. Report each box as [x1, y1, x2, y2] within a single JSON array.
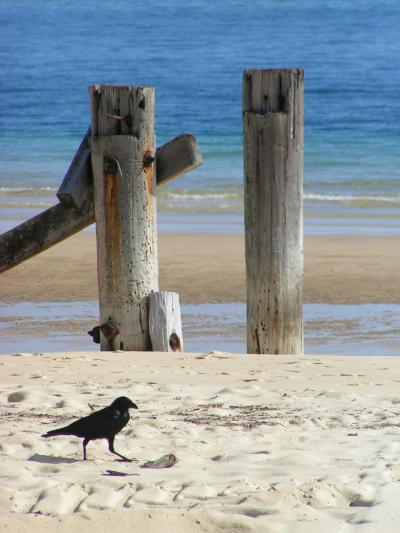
[[0, 232, 399, 304]]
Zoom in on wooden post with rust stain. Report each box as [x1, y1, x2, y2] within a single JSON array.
[[243, 69, 304, 355], [0, 133, 202, 274], [90, 84, 158, 351]]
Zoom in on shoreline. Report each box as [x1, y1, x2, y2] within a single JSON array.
[[2, 209, 400, 238], [0, 231, 399, 305], [1, 300, 400, 356]]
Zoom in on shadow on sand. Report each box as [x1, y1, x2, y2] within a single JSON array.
[[28, 453, 77, 464]]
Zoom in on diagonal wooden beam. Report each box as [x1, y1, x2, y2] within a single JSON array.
[[56, 128, 92, 208], [0, 199, 94, 274], [0, 133, 202, 274]]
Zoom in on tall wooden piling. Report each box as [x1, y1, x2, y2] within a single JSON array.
[[243, 69, 304, 355], [90, 84, 158, 351]]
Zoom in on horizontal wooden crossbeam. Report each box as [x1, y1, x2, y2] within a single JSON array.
[[57, 131, 202, 208]]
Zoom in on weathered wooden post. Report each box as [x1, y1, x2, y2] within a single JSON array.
[[90, 84, 158, 351], [149, 292, 183, 352], [243, 69, 304, 355], [0, 88, 202, 354]]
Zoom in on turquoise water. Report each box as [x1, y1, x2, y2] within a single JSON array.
[[0, 301, 399, 356], [1, 1, 400, 232]]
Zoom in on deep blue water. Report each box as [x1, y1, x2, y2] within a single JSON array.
[[1, 0, 400, 229]]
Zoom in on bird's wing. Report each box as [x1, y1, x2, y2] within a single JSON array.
[[64, 406, 129, 438]]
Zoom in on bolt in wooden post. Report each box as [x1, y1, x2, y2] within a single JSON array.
[[90, 84, 158, 351], [243, 69, 304, 355]]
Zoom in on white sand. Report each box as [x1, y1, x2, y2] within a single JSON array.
[[0, 350, 400, 532]]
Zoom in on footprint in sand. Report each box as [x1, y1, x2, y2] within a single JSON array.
[[30, 485, 87, 515], [340, 483, 378, 508], [181, 483, 218, 500], [132, 487, 171, 505], [7, 390, 29, 402]]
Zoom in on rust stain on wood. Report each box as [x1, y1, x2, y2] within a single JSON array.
[[143, 150, 155, 197], [103, 156, 122, 284]]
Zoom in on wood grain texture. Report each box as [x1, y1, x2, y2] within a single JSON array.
[[0, 133, 201, 275], [0, 199, 94, 273], [56, 131, 202, 207], [90, 84, 158, 351], [156, 133, 202, 186], [149, 292, 183, 352], [243, 69, 304, 355], [57, 128, 92, 208]]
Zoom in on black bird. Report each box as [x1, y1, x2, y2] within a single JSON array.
[[42, 396, 138, 461]]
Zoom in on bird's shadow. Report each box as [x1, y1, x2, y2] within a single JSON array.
[[28, 453, 78, 464]]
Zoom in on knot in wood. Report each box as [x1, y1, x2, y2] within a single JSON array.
[[169, 333, 181, 352]]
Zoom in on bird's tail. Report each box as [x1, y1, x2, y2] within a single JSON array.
[[42, 427, 70, 438]]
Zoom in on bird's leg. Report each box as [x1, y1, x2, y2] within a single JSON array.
[[108, 436, 131, 462], [83, 438, 89, 460]]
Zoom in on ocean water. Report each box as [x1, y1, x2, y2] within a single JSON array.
[[1, 2, 400, 356], [1, 0, 399, 232]]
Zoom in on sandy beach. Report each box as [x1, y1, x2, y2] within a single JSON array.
[[0, 232, 399, 530], [0, 232, 399, 305], [0, 350, 399, 532], [2, 0, 400, 530]]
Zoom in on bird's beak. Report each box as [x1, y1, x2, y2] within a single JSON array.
[[131, 402, 138, 410]]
